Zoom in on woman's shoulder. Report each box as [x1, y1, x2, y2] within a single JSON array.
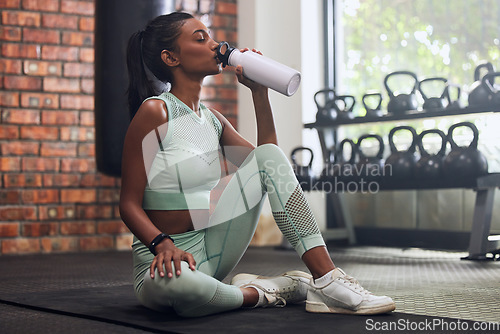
[[206, 107, 227, 126], [130, 96, 169, 133]]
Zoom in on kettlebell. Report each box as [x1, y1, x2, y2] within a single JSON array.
[[384, 126, 419, 179], [291, 147, 315, 190], [362, 92, 384, 117], [384, 71, 419, 114], [356, 134, 385, 181], [445, 83, 463, 109], [482, 72, 500, 106], [415, 129, 447, 179], [334, 95, 356, 120], [314, 89, 337, 123], [418, 77, 448, 110], [468, 62, 495, 106], [335, 138, 358, 181], [443, 122, 488, 178]]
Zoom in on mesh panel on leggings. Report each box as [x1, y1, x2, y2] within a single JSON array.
[[272, 184, 321, 249]]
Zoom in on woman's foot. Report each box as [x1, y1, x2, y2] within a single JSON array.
[[306, 268, 396, 315], [231, 270, 312, 307]]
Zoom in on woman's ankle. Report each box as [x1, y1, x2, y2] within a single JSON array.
[[240, 287, 260, 307], [302, 246, 336, 279]]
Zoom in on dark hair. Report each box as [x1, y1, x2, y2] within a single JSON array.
[[126, 12, 194, 119]]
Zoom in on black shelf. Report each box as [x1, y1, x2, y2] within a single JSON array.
[[305, 104, 500, 128], [309, 173, 500, 192]]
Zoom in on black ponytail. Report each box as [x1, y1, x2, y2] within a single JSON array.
[[126, 31, 155, 119], [126, 12, 194, 119]]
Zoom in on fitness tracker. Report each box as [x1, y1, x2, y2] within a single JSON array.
[[148, 233, 175, 256]]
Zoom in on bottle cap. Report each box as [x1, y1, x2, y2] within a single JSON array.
[[216, 41, 235, 68]]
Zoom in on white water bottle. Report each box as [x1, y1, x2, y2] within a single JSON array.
[[217, 42, 301, 96]]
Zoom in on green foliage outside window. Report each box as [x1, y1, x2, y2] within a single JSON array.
[[335, 0, 500, 162]]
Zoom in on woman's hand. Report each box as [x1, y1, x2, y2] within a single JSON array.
[[235, 48, 268, 94], [149, 239, 196, 279]]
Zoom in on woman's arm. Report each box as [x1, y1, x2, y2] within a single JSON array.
[[119, 99, 167, 245], [209, 49, 278, 167], [235, 48, 278, 147], [248, 85, 277, 146], [210, 108, 254, 167], [119, 99, 195, 278]]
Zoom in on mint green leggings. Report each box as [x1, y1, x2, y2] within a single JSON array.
[[132, 144, 325, 317]]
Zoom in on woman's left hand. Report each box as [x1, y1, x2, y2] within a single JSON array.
[[235, 48, 268, 93]]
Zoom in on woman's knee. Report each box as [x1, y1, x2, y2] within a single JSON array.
[[157, 262, 209, 296], [253, 143, 290, 167], [254, 143, 281, 156], [140, 261, 218, 311]]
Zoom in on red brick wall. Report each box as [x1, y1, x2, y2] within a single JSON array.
[[0, 0, 238, 255]]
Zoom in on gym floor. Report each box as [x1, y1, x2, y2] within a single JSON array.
[[0, 245, 499, 334]]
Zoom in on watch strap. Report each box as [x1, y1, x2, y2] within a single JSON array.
[[148, 233, 174, 256]]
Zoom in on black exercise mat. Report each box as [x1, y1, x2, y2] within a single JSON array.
[[0, 302, 151, 334], [0, 250, 497, 333], [1, 286, 495, 334]]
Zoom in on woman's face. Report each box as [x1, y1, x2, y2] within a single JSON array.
[[171, 18, 222, 77]]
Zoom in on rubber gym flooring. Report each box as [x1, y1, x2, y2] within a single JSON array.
[[0, 245, 498, 333]]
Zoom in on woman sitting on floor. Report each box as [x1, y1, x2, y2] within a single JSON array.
[[119, 11, 396, 317]]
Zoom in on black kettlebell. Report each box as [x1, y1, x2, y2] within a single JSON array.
[[443, 122, 488, 178], [415, 129, 447, 179], [356, 134, 385, 181], [418, 77, 448, 110], [333, 95, 356, 120], [445, 83, 463, 109], [335, 138, 358, 180], [468, 62, 495, 106], [482, 72, 500, 106], [291, 147, 315, 190], [314, 89, 337, 123], [384, 71, 419, 114], [384, 126, 419, 179], [362, 92, 384, 117]]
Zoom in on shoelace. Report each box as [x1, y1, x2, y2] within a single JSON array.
[[340, 274, 373, 296], [265, 293, 287, 307]]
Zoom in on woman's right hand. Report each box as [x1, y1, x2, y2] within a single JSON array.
[[149, 239, 197, 279], [235, 48, 268, 94]]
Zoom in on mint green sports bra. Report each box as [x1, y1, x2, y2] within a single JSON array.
[[142, 92, 223, 211]]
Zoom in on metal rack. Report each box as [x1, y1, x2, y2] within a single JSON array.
[[305, 104, 500, 260]]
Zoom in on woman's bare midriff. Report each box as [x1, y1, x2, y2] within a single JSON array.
[[145, 209, 210, 235]]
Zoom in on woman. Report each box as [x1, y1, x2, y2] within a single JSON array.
[[120, 12, 395, 317]]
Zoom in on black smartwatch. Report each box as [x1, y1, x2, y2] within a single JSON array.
[[148, 233, 174, 256]]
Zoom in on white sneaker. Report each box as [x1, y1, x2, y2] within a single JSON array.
[[231, 270, 312, 307], [306, 268, 396, 315]]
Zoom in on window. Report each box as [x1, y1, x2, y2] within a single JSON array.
[[324, 0, 500, 171]]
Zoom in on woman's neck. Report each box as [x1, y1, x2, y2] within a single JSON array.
[[169, 77, 203, 113]]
